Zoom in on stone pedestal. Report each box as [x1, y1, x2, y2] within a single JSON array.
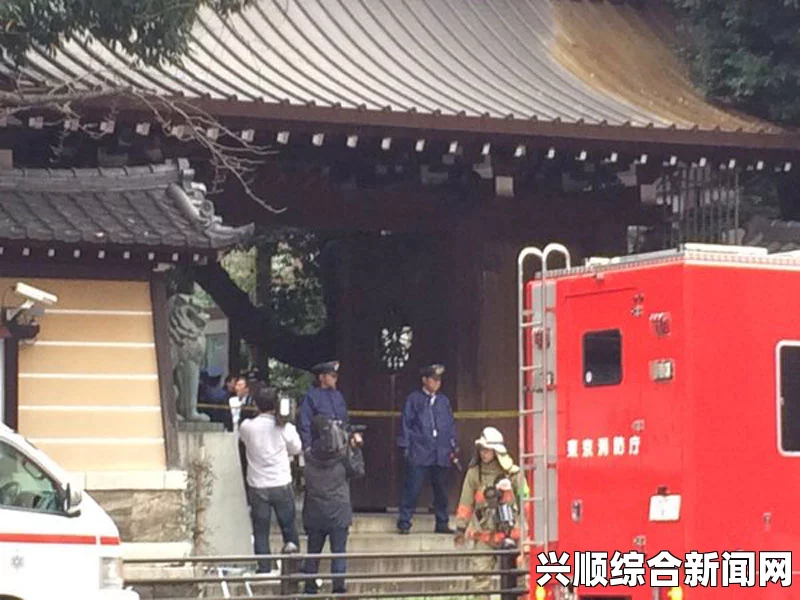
[[177, 429, 253, 556], [178, 421, 225, 433]]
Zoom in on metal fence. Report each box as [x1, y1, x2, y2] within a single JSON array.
[[125, 548, 528, 599], [657, 165, 740, 248]]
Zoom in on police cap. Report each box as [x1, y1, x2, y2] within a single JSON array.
[[311, 360, 340, 376], [205, 366, 223, 378], [201, 366, 223, 382], [243, 367, 262, 381], [420, 363, 446, 379]]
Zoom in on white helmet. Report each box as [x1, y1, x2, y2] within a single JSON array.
[[475, 426, 507, 454]]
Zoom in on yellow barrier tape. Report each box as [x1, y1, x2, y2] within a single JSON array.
[[349, 410, 518, 420], [197, 404, 517, 420], [197, 403, 257, 413], [348, 410, 398, 418], [454, 410, 518, 419]]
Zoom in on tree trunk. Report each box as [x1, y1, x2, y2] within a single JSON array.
[[251, 243, 274, 381], [193, 261, 335, 370]]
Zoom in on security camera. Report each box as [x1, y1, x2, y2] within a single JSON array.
[[13, 282, 58, 306]]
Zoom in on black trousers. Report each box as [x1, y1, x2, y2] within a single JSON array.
[[302, 526, 349, 594], [398, 464, 450, 530], [238, 439, 251, 501]]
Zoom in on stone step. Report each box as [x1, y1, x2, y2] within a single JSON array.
[[269, 532, 457, 553], [271, 554, 470, 576], [350, 512, 447, 534], [126, 536, 470, 580], [267, 532, 464, 575], [126, 534, 468, 590], [271, 510, 451, 536], [128, 561, 525, 598]]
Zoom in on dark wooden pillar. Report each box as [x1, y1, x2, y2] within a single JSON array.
[[252, 242, 274, 382], [150, 272, 179, 469], [3, 338, 18, 430]]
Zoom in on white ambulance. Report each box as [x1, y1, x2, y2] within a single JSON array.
[[0, 423, 139, 600]]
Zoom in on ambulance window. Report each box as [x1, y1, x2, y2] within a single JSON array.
[[583, 329, 622, 387], [0, 441, 62, 514], [779, 344, 800, 453]]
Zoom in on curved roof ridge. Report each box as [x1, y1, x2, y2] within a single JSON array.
[[0, 162, 182, 193], [0, 159, 253, 252], [0, 0, 788, 137]]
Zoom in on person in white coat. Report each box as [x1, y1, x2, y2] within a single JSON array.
[[239, 385, 302, 573]]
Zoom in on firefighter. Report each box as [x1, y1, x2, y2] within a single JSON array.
[[454, 426, 527, 599], [396, 363, 458, 535]]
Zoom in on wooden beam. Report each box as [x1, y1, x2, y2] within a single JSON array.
[[3, 339, 18, 430], [77, 96, 800, 154], [0, 261, 150, 281], [150, 271, 179, 470]]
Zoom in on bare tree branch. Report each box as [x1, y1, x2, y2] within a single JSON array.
[[128, 90, 287, 214], [0, 80, 286, 213]]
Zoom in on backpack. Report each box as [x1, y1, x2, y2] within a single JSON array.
[[316, 418, 348, 456]]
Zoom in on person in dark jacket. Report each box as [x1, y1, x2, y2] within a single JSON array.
[[397, 364, 458, 535], [198, 368, 230, 427], [301, 415, 365, 595], [297, 361, 350, 451]]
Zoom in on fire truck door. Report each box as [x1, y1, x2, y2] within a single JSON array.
[[562, 287, 645, 548]]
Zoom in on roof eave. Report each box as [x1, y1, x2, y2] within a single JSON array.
[[79, 95, 800, 155]]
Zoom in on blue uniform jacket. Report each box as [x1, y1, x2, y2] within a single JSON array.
[[398, 389, 457, 467], [297, 386, 349, 450]]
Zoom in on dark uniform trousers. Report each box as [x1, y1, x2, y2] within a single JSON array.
[[398, 464, 450, 530]]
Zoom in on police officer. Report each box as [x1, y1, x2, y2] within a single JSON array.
[[396, 364, 458, 535], [297, 361, 349, 451], [454, 427, 527, 600], [198, 367, 228, 425]]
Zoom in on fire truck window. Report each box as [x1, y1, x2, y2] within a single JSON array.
[[583, 329, 622, 387], [779, 345, 800, 453]]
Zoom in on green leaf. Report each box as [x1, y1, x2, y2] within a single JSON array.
[[0, 0, 252, 67], [668, 0, 800, 124]]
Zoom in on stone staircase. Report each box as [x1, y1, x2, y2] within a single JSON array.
[[251, 512, 520, 598], [273, 512, 461, 563], [129, 513, 522, 598]]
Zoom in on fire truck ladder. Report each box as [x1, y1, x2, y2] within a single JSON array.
[[517, 244, 571, 555]]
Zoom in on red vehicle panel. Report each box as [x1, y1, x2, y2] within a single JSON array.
[[520, 245, 800, 600]]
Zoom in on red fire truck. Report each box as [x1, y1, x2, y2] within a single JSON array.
[[518, 243, 800, 600]]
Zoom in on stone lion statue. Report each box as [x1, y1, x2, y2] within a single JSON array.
[[168, 293, 211, 422]]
